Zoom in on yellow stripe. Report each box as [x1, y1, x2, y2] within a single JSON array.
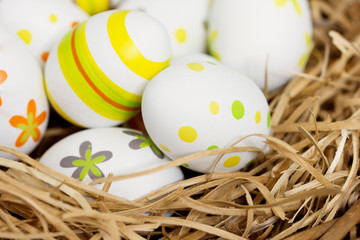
[[107, 10, 170, 81], [75, 20, 141, 108], [44, 80, 85, 127], [57, 25, 139, 121]]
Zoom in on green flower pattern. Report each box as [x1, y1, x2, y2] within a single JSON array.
[[275, 0, 301, 16], [60, 141, 112, 180], [298, 32, 313, 67], [123, 130, 164, 159]]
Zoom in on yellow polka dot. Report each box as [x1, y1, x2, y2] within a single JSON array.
[[49, 14, 58, 23], [187, 63, 204, 72], [223, 156, 241, 168], [209, 101, 219, 115], [175, 28, 186, 43], [178, 126, 197, 143], [17, 29, 32, 45], [160, 144, 171, 153], [255, 111, 261, 124]]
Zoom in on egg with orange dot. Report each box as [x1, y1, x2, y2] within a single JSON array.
[[142, 61, 271, 173], [208, 0, 313, 91], [45, 10, 171, 128], [0, 0, 88, 65], [117, 0, 209, 57], [0, 28, 49, 160]]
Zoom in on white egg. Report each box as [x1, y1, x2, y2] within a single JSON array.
[[39, 127, 184, 200], [118, 0, 210, 57], [170, 53, 219, 66], [0, 0, 89, 64], [44, 10, 171, 128], [142, 61, 271, 173], [208, 0, 313, 91], [0, 28, 49, 160]]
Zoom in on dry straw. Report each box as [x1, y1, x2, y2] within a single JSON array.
[[1, 0, 360, 239]]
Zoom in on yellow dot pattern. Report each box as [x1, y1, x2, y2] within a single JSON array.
[[160, 144, 171, 153], [178, 126, 198, 143], [209, 101, 219, 115], [49, 14, 58, 23], [17, 29, 32, 45], [175, 28, 187, 43], [187, 63, 204, 72], [223, 156, 241, 168], [255, 111, 261, 124]]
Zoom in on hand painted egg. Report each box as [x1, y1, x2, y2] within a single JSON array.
[[118, 0, 210, 57], [44, 10, 171, 128], [142, 61, 271, 173], [208, 0, 313, 92], [0, 0, 89, 65], [39, 127, 184, 200], [0, 28, 49, 160]]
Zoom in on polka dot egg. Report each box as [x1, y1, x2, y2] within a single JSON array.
[[118, 0, 210, 57], [0, 0, 89, 65], [142, 61, 271, 173], [208, 0, 313, 91], [44, 10, 171, 128]]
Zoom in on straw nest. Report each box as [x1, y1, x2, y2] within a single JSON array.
[[1, 0, 360, 239]]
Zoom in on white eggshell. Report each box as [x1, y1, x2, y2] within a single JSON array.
[[208, 0, 313, 91], [44, 10, 171, 128], [118, 0, 210, 57], [142, 61, 271, 173], [0, 0, 89, 65], [170, 53, 219, 66], [0, 28, 49, 160], [39, 127, 184, 200]]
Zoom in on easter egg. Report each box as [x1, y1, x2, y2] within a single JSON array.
[[142, 61, 271, 173], [44, 10, 171, 128], [73, 0, 120, 15], [118, 0, 210, 57], [39, 127, 184, 200], [0, 28, 49, 160], [0, 0, 89, 65], [208, 0, 313, 92]]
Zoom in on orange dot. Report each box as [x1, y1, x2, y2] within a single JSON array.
[[71, 21, 79, 28], [0, 97, 2, 107], [0, 70, 7, 84], [41, 51, 50, 62]]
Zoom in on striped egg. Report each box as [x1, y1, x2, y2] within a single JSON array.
[[44, 10, 171, 128]]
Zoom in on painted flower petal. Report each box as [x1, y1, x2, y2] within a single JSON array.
[[92, 151, 112, 163], [72, 160, 87, 167], [90, 155, 106, 164], [292, 0, 301, 16], [71, 166, 84, 179], [88, 165, 103, 179], [150, 145, 165, 159], [123, 130, 139, 136], [32, 127, 41, 142], [60, 156, 81, 167], [27, 99, 36, 116], [14, 130, 29, 147], [275, 0, 287, 7], [35, 111, 47, 126], [9, 115, 28, 127], [129, 139, 144, 150], [79, 166, 90, 180], [79, 141, 91, 159]]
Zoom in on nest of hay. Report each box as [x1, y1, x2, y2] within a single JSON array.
[[1, 0, 360, 239]]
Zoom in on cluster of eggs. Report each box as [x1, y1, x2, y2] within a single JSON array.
[[0, 0, 313, 199]]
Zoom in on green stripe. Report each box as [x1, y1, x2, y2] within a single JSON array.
[[57, 24, 139, 121]]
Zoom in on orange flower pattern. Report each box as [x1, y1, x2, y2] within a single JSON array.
[[0, 69, 7, 107], [9, 99, 47, 147]]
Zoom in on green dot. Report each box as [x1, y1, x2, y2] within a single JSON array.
[[207, 145, 219, 150], [267, 111, 271, 129], [232, 100, 245, 120]]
